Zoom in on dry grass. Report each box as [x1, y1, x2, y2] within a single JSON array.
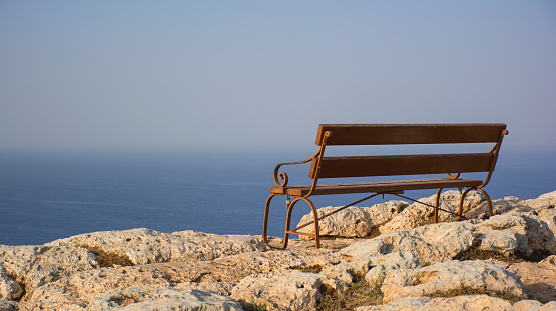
[[428, 284, 522, 304], [455, 240, 553, 264], [318, 277, 383, 311], [81, 244, 134, 267]]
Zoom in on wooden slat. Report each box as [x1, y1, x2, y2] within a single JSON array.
[[269, 178, 483, 197], [308, 153, 494, 178], [315, 124, 507, 146]]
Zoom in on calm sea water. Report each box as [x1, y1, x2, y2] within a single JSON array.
[[1, 146, 555, 246]]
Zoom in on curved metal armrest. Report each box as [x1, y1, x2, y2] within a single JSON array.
[[272, 149, 321, 187]]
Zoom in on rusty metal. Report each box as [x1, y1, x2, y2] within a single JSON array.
[[283, 197, 320, 248], [393, 192, 468, 221], [262, 124, 507, 249], [434, 188, 443, 223]]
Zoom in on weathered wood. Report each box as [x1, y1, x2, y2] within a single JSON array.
[[308, 153, 494, 178], [315, 124, 507, 146], [264, 123, 508, 249], [269, 178, 483, 196]]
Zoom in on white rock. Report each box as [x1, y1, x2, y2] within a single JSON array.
[[0, 245, 99, 294], [525, 190, 556, 209], [86, 286, 243, 311], [231, 270, 340, 311], [477, 212, 555, 256], [466, 196, 532, 220], [47, 228, 269, 265], [356, 295, 515, 311], [296, 201, 408, 238], [0, 264, 23, 300], [365, 252, 421, 284], [24, 259, 272, 306], [537, 208, 556, 250], [381, 190, 485, 234], [380, 260, 525, 303], [341, 222, 475, 265]]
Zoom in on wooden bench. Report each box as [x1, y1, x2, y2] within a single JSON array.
[[262, 124, 508, 248]]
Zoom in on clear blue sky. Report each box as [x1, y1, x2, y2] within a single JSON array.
[[1, 1, 555, 152]]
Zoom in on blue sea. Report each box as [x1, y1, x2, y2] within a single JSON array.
[[1, 146, 555, 246]]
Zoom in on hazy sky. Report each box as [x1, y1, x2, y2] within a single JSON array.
[[1, 1, 555, 152]]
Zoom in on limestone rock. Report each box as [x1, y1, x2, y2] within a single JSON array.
[[508, 255, 556, 303], [213, 248, 342, 276], [476, 212, 555, 256], [380, 190, 485, 234], [355, 295, 556, 311], [1, 300, 86, 311], [47, 228, 269, 265], [512, 300, 556, 310], [365, 252, 421, 284], [0, 245, 50, 282], [296, 201, 408, 238], [231, 270, 340, 311], [525, 191, 556, 209], [0, 300, 18, 311], [380, 260, 525, 303], [466, 196, 532, 220], [24, 259, 269, 306], [0, 245, 99, 294], [85, 287, 243, 311], [0, 264, 23, 300], [537, 208, 556, 249], [341, 221, 475, 265]]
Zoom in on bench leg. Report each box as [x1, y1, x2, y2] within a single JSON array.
[[458, 188, 475, 221], [434, 188, 443, 223], [262, 194, 277, 244], [477, 188, 494, 218], [283, 197, 320, 249]]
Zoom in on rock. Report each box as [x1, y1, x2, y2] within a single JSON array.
[[380, 260, 525, 303], [24, 259, 272, 306], [513, 300, 556, 310], [341, 221, 475, 265], [525, 191, 556, 209], [0, 300, 18, 311], [231, 270, 341, 311], [296, 201, 408, 238], [85, 287, 243, 311], [0, 245, 50, 282], [0, 245, 99, 294], [476, 212, 555, 256], [355, 296, 556, 311], [365, 252, 421, 285], [537, 208, 556, 250], [1, 300, 86, 311], [466, 196, 532, 220], [380, 190, 485, 234], [47, 228, 269, 265], [508, 255, 556, 303], [355, 295, 514, 311], [213, 248, 342, 276], [0, 264, 23, 300]]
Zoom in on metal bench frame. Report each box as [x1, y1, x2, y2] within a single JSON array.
[[262, 124, 508, 249]]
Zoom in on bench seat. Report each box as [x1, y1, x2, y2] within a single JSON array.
[[270, 178, 483, 196], [262, 124, 508, 249]]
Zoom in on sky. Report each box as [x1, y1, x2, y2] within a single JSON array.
[[1, 1, 555, 153]]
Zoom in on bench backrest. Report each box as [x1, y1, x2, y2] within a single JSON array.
[[309, 124, 507, 179]]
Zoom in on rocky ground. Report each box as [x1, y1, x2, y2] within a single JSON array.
[[1, 190, 555, 310]]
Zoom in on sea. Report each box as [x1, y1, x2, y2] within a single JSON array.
[[1, 145, 555, 246]]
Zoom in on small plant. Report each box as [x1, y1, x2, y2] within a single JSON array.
[[428, 283, 521, 304], [289, 264, 323, 273], [317, 277, 383, 311], [240, 301, 267, 311]]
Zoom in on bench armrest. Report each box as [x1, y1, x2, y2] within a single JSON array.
[[272, 149, 321, 187]]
